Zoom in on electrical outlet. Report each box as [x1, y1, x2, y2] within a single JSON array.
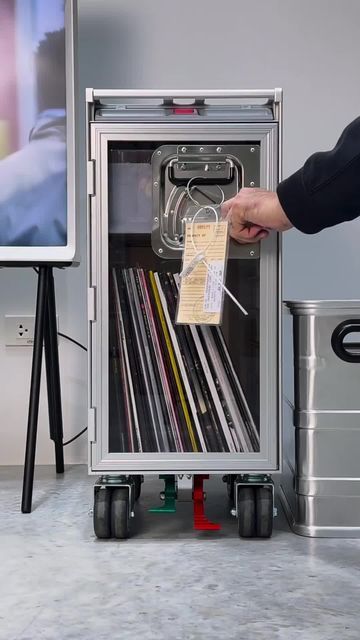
[[5, 315, 36, 346], [4, 315, 60, 346]]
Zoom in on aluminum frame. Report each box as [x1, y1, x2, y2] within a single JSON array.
[[0, 0, 78, 264], [87, 93, 282, 475]]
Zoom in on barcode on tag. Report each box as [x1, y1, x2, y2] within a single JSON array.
[[203, 261, 224, 313]]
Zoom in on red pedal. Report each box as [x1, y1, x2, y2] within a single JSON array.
[[193, 475, 221, 531]]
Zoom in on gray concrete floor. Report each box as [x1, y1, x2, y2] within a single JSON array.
[[1, 466, 360, 640]]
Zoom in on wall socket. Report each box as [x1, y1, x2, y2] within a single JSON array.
[[4, 315, 58, 347], [5, 316, 36, 346]]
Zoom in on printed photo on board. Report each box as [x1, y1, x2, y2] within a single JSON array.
[[0, 0, 67, 247]]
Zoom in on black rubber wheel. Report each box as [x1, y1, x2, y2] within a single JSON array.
[[93, 487, 112, 539], [237, 487, 256, 538], [227, 476, 236, 502], [111, 488, 130, 539], [133, 476, 142, 501], [256, 486, 274, 538]]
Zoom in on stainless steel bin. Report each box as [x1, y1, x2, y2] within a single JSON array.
[[281, 300, 360, 537]]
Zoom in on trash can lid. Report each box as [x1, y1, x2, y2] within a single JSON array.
[[284, 300, 360, 316]]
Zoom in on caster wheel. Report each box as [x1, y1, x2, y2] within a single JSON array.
[[111, 488, 130, 539], [93, 487, 112, 539], [133, 476, 142, 501], [256, 486, 273, 538], [227, 475, 236, 502], [237, 487, 256, 538]]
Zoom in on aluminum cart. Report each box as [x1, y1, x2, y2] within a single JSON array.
[[86, 89, 282, 539]]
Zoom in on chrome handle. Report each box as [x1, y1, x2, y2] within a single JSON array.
[[331, 319, 360, 364]]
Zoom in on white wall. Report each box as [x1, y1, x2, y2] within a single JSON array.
[[1, 0, 360, 465]]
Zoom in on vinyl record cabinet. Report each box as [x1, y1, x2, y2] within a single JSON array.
[[86, 89, 282, 539]]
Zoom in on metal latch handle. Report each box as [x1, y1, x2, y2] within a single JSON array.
[[90, 88, 282, 103], [331, 319, 360, 363]]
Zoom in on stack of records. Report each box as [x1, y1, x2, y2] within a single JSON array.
[[110, 267, 260, 453]]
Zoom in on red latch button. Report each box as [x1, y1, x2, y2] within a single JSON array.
[[173, 107, 197, 115]]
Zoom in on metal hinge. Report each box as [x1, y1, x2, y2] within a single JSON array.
[[87, 160, 95, 196], [86, 88, 94, 103], [88, 287, 96, 322], [274, 87, 283, 103], [88, 407, 96, 443]]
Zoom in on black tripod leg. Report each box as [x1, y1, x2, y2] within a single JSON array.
[[21, 267, 48, 513], [44, 268, 64, 474]]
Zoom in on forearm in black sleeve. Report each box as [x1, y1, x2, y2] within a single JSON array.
[[276, 116, 360, 234]]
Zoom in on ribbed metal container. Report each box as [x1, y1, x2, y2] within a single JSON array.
[[281, 300, 360, 537]]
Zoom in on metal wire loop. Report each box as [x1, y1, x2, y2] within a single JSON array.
[[186, 177, 225, 208]]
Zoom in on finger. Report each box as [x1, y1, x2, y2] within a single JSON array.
[[220, 198, 236, 218], [229, 224, 267, 244], [234, 224, 264, 240]]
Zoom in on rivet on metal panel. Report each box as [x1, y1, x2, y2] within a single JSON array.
[[216, 147, 222, 153], [250, 147, 255, 153], [156, 150, 162, 156], [230, 508, 237, 517], [250, 181, 255, 187], [154, 217, 159, 222], [154, 181, 159, 187], [181, 146, 187, 153], [158, 248, 163, 254], [250, 250, 255, 257], [200, 147, 205, 152]]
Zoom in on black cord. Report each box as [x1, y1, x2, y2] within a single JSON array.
[[63, 427, 88, 447], [58, 331, 87, 352], [31, 268, 88, 446], [57, 332, 87, 444]]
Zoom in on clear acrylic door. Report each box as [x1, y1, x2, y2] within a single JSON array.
[[107, 140, 260, 455]]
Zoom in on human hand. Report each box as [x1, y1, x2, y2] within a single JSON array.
[[221, 188, 293, 243]]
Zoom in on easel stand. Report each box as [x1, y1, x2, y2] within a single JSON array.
[[21, 266, 64, 513]]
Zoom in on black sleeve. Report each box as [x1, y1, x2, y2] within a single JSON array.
[[276, 116, 360, 234]]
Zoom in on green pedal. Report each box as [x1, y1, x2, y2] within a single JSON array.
[[149, 475, 177, 513]]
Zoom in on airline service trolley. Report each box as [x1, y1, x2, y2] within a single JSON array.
[[86, 89, 282, 539]]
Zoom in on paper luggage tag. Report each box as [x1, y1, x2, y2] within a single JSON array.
[[176, 220, 229, 325]]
